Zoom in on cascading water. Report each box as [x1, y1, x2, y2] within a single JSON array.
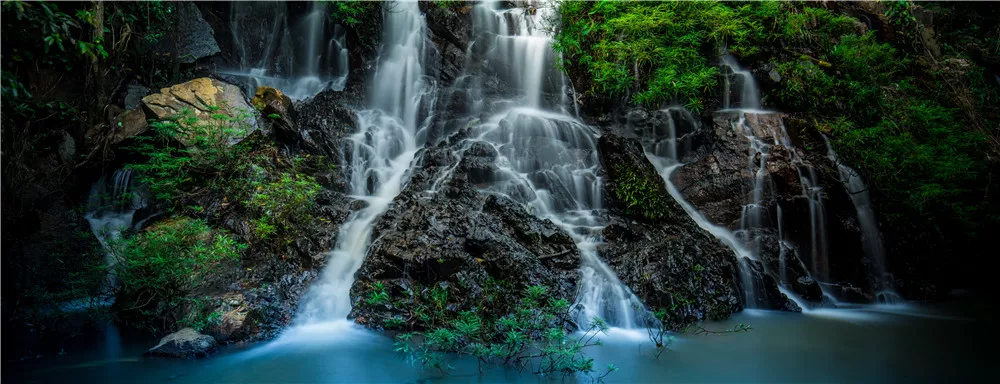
[[643, 110, 764, 308], [295, 1, 434, 324], [227, 2, 348, 100], [440, 1, 645, 328], [824, 137, 902, 303], [645, 55, 835, 309], [84, 169, 149, 289]]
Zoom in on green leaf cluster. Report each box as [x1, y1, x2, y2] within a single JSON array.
[[553, 0, 779, 110], [612, 164, 669, 221], [109, 216, 244, 332], [391, 284, 613, 379]]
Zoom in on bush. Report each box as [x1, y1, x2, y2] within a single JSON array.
[[392, 284, 616, 379], [249, 172, 322, 241], [126, 107, 255, 202], [110, 216, 244, 331]]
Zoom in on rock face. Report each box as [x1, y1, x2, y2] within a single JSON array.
[[147, 328, 218, 358], [422, 2, 472, 84], [596, 133, 744, 326], [170, 3, 221, 63], [634, 108, 872, 304], [349, 141, 581, 328], [141, 78, 260, 146]]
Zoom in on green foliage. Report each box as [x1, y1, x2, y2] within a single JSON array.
[[553, 0, 780, 109], [392, 285, 614, 379], [613, 164, 669, 220], [558, 0, 992, 240], [249, 172, 322, 241], [325, 1, 379, 27], [765, 4, 989, 233], [1, 1, 107, 66], [433, 0, 463, 10], [110, 217, 244, 332], [126, 108, 253, 202], [366, 282, 390, 306]]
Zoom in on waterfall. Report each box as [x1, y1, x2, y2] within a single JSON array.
[[645, 55, 834, 309], [227, 2, 349, 100], [432, 1, 645, 329], [824, 137, 902, 303], [84, 169, 149, 289], [643, 111, 764, 308], [296, 1, 434, 323]]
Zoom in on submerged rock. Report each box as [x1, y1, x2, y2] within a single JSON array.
[[147, 328, 218, 359]]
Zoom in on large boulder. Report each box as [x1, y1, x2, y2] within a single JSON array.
[[147, 328, 218, 358], [141, 78, 260, 146], [169, 3, 221, 63]]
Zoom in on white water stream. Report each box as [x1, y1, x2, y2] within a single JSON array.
[[84, 169, 149, 289], [227, 2, 348, 99], [295, 1, 434, 324], [455, 1, 645, 328], [824, 137, 903, 303]]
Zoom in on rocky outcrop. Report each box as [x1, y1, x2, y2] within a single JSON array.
[[147, 328, 218, 358], [169, 3, 221, 64], [422, 2, 473, 84], [141, 78, 260, 146], [349, 140, 581, 328], [669, 111, 804, 228], [637, 108, 871, 304], [596, 133, 746, 325]]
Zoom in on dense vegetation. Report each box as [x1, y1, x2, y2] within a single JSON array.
[[554, 0, 999, 276]]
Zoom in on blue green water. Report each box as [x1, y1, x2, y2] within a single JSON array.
[[5, 300, 991, 383]]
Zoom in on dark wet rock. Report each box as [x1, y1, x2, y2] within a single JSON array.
[[622, 107, 703, 163], [739, 228, 823, 302], [253, 86, 296, 143], [124, 84, 150, 110], [597, 133, 677, 222], [599, 215, 743, 329], [743, 257, 801, 312], [597, 133, 797, 313], [169, 3, 221, 63], [147, 328, 218, 358], [660, 110, 875, 302], [422, 2, 472, 84], [349, 142, 580, 328], [669, 111, 805, 228]]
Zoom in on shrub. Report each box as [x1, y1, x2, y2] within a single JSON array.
[[110, 216, 244, 331], [126, 108, 254, 202], [392, 284, 616, 379], [249, 172, 322, 241]]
